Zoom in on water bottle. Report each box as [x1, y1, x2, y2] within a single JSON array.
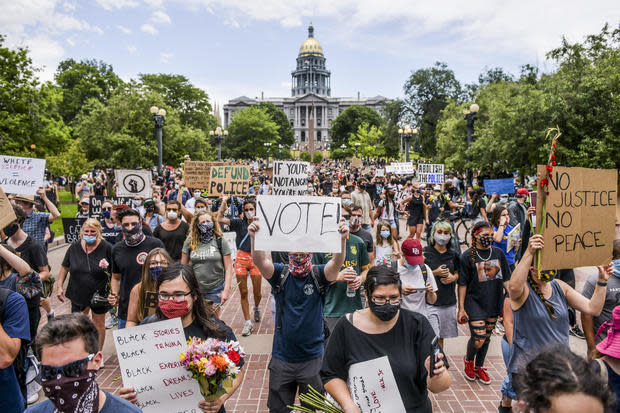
[[346, 278, 357, 297]]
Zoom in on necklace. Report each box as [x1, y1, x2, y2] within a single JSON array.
[[476, 248, 492, 261]]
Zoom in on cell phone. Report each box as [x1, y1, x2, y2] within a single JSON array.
[[429, 337, 441, 377]]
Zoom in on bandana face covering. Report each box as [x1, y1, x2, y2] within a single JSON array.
[[198, 222, 215, 244], [123, 223, 144, 246], [538, 269, 557, 282], [289, 254, 313, 277], [42, 370, 99, 413]]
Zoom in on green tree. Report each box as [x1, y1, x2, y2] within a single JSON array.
[[226, 106, 279, 159], [46, 138, 93, 178], [403, 61, 462, 156], [55, 58, 122, 124], [380, 99, 404, 159], [299, 152, 312, 162], [312, 151, 323, 163], [348, 122, 384, 159], [330, 105, 382, 149], [138, 73, 217, 133], [256, 102, 295, 147]]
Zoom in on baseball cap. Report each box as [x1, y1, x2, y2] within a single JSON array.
[[401, 238, 424, 266], [516, 188, 529, 196], [81, 174, 88, 179]]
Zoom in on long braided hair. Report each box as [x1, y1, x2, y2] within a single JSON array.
[[528, 270, 558, 320], [470, 221, 492, 267]]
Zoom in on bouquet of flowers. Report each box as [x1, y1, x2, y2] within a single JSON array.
[[179, 337, 245, 401]]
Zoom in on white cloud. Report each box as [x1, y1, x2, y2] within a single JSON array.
[[150, 10, 171, 24], [127, 45, 137, 54], [92, 26, 104, 35], [95, 0, 139, 10], [140, 24, 158, 35], [160, 52, 173, 63], [117, 25, 132, 34], [62, 1, 75, 11]]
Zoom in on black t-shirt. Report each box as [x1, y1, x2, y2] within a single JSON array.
[[153, 221, 189, 261], [423, 246, 460, 307], [61, 240, 113, 306], [457, 247, 511, 320], [111, 236, 164, 319], [407, 193, 425, 218], [321, 310, 436, 413], [15, 235, 48, 271], [349, 228, 373, 254], [229, 218, 251, 252]]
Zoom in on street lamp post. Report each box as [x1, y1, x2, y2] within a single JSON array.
[[209, 126, 228, 161], [150, 106, 167, 175], [464, 103, 480, 187], [398, 125, 418, 163], [354, 142, 361, 158], [277, 144, 283, 160], [264, 142, 272, 163]]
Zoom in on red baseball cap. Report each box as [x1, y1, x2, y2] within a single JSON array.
[[401, 238, 424, 266], [516, 188, 529, 196]]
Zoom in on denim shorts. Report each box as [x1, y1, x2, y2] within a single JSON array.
[[202, 283, 225, 305]]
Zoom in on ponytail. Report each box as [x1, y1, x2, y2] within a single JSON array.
[[528, 272, 558, 320]]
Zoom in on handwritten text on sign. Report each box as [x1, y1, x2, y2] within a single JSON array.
[[113, 318, 203, 413], [272, 161, 309, 195], [536, 166, 616, 270], [183, 161, 224, 189], [88, 196, 133, 218], [0, 187, 17, 230], [0, 155, 46, 196], [61, 218, 87, 244], [209, 165, 250, 196], [417, 164, 444, 184], [348, 356, 406, 413], [254, 195, 342, 253]]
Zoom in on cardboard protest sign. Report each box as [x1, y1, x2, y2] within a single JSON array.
[[88, 196, 133, 218], [351, 158, 362, 168], [416, 164, 444, 184], [115, 170, 152, 198], [272, 161, 310, 195], [113, 318, 203, 412], [183, 161, 224, 189], [223, 231, 237, 260], [0, 187, 17, 230], [347, 356, 406, 412], [536, 166, 617, 270], [484, 178, 515, 195], [208, 165, 250, 196], [62, 218, 87, 244], [254, 195, 342, 253], [0, 155, 46, 196]]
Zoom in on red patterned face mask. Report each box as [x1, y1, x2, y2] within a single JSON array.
[[159, 299, 190, 319], [289, 254, 313, 277]]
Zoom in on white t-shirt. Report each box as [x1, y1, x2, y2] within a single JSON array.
[[398, 262, 438, 317]]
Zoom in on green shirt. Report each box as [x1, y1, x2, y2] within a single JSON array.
[[319, 234, 370, 318], [182, 236, 231, 291]]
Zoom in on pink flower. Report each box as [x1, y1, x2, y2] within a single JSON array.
[[99, 259, 109, 269], [204, 362, 217, 377]]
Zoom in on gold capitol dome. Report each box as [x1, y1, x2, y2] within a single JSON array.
[[298, 23, 324, 56]]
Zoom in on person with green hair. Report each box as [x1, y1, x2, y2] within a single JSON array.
[[423, 220, 460, 348]]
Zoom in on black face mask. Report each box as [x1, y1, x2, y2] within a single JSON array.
[[478, 234, 493, 248], [3, 223, 19, 238], [368, 300, 400, 322]]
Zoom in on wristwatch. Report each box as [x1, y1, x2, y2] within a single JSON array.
[[597, 281, 608, 287]]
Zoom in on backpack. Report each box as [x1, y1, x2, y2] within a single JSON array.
[[273, 265, 330, 339], [0, 288, 29, 404]]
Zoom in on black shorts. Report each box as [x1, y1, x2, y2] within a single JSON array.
[[408, 215, 425, 226], [71, 301, 108, 315]]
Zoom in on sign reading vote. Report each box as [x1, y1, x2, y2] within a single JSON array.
[[62, 218, 87, 244], [536, 166, 617, 270], [417, 163, 444, 184], [209, 165, 250, 196], [272, 161, 309, 195], [0, 187, 17, 230], [113, 318, 203, 413], [0, 155, 46, 196], [115, 169, 152, 198], [254, 195, 342, 253], [484, 178, 515, 195], [348, 356, 406, 413]]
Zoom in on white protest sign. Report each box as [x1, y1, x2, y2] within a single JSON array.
[[272, 161, 310, 195], [223, 231, 237, 260], [417, 163, 444, 184], [375, 169, 385, 177], [385, 165, 395, 173], [390, 162, 414, 174], [115, 169, 153, 198], [348, 356, 406, 413], [0, 155, 46, 196], [113, 318, 203, 412], [255, 195, 342, 253]]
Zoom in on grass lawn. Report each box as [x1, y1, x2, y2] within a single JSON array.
[[50, 191, 77, 237]]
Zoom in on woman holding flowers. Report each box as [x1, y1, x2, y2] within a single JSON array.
[[119, 263, 244, 413], [56, 218, 113, 352]]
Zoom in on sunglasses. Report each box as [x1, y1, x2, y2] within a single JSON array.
[[102, 207, 112, 211], [41, 354, 94, 381], [244, 209, 255, 212]]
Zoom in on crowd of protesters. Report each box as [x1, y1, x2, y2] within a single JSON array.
[[0, 158, 618, 413]]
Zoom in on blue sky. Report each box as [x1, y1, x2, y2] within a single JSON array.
[[3, 0, 618, 115]]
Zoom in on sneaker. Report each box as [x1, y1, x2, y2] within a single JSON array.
[[464, 358, 476, 381], [498, 405, 513, 413], [105, 316, 117, 329], [475, 366, 491, 385], [570, 325, 585, 339], [27, 391, 39, 405], [494, 321, 505, 335], [254, 306, 261, 323], [241, 321, 253, 337], [46, 311, 55, 320]]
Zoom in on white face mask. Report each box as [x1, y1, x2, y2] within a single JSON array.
[[194, 192, 201, 199], [167, 211, 178, 220], [434, 234, 451, 245]]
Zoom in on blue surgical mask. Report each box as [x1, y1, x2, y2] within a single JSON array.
[[404, 262, 417, 270], [113, 224, 122, 230], [342, 199, 352, 206], [613, 259, 620, 278], [380, 231, 390, 239], [83, 235, 97, 244]]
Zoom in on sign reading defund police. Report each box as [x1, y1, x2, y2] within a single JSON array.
[[255, 195, 342, 253], [272, 161, 310, 195], [208, 165, 251, 196], [536, 166, 617, 270]]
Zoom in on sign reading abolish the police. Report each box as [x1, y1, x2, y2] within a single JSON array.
[[536, 166, 617, 270], [209, 165, 250, 196], [255, 195, 342, 253], [0, 155, 46, 196], [272, 161, 309, 195], [417, 164, 444, 184]]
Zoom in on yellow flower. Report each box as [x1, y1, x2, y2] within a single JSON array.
[[179, 353, 186, 362]]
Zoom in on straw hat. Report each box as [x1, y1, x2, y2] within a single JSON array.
[[12, 194, 35, 204]]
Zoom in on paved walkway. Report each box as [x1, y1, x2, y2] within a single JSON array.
[[37, 239, 594, 412]]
